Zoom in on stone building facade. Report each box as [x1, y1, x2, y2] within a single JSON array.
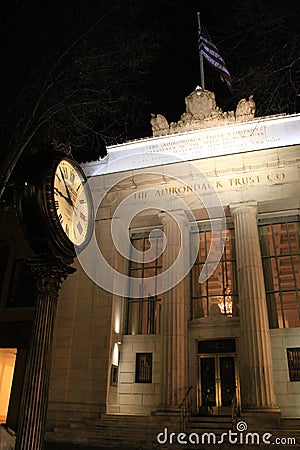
[[46, 90, 300, 429], [0, 90, 299, 445]]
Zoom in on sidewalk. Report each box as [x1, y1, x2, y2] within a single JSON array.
[[44, 443, 140, 450], [43, 441, 292, 450]]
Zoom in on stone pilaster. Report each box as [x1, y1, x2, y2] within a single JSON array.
[[159, 211, 189, 409], [230, 202, 278, 413], [15, 258, 75, 450]]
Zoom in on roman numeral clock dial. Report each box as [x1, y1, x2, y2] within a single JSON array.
[[17, 152, 93, 260], [53, 159, 92, 247]]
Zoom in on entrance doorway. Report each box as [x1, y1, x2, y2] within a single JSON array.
[[198, 339, 240, 415]]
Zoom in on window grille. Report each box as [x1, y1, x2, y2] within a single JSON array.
[[287, 348, 300, 381], [135, 353, 152, 383]]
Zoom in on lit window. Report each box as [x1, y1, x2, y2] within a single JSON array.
[[259, 220, 300, 329], [135, 353, 152, 383], [126, 233, 163, 335], [190, 226, 238, 319], [0, 348, 17, 423], [287, 348, 300, 381]]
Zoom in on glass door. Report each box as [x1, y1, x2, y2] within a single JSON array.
[[199, 354, 237, 415], [219, 356, 236, 410], [200, 357, 216, 412]]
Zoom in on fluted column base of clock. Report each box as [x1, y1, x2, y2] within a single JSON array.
[[15, 258, 75, 450]]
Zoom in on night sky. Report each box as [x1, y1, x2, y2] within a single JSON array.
[[147, 0, 300, 125], [0, 0, 299, 162]]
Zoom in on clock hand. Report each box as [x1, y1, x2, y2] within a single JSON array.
[[58, 168, 80, 217], [54, 187, 73, 206], [64, 185, 78, 213], [59, 169, 81, 215], [59, 167, 74, 205]]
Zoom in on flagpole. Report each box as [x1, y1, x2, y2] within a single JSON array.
[[197, 12, 205, 90]]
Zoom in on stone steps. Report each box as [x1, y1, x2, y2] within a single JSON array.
[[188, 414, 233, 430], [45, 414, 300, 450], [46, 414, 179, 449]]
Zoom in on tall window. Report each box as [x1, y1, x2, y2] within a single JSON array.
[[126, 232, 163, 335], [7, 260, 36, 308], [259, 219, 300, 329], [0, 241, 9, 301], [190, 225, 238, 319]]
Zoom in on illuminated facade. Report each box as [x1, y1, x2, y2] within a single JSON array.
[[0, 90, 299, 445], [46, 91, 300, 434]]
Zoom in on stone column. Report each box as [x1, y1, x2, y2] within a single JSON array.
[[15, 258, 75, 450], [230, 202, 278, 415], [159, 211, 189, 409]]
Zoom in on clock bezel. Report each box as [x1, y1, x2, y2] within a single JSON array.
[[17, 151, 94, 261]]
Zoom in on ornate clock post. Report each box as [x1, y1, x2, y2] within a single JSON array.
[[16, 148, 94, 449], [15, 258, 75, 450]]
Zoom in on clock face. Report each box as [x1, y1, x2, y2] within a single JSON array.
[[53, 159, 91, 246]]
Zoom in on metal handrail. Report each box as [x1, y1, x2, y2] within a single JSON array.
[[179, 386, 193, 432], [231, 390, 241, 429]]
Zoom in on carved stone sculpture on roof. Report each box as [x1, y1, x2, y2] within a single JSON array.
[[150, 86, 256, 136], [235, 95, 256, 121], [150, 113, 169, 137], [184, 87, 218, 120]]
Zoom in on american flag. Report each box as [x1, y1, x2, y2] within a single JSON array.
[[198, 24, 232, 89]]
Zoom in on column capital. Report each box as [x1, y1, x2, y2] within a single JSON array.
[[26, 257, 76, 295], [230, 201, 258, 218]]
